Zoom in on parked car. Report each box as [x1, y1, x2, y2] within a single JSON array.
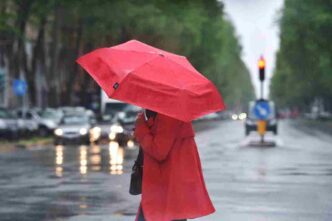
[[245, 100, 278, 136], [60, 106, 86, 115], [0, 107, 19, 139], [15, 109, 39, 136], [15, 108, 59, 136], [54, 113, 93, 145], [39, 108, 63, 136]]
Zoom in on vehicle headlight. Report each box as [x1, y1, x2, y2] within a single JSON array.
[[80, 128, 88, 135], [54, 128, 63, 136], [231, 114, 238, 120], [118, 112, 126, 119], [109, 132, 116, 140], [239, 113, 247, 120], [110, 124, 124, 133], [127, 140, 135, 148], [91, 127, 101, 134], [90, 127, 101, 139]]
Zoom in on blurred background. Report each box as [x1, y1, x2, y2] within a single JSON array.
[[0, 0, 332, 221]]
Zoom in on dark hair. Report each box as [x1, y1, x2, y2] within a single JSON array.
[[146, 109, 157, 119]]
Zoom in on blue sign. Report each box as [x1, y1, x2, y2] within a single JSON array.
[[12, 79, 27, 96], [253, 100, 271, 120]]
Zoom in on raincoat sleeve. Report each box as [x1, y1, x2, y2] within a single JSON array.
[[135, 114, 181, 162]]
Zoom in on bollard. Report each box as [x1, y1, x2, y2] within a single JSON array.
[[257, 120, 267, 143]]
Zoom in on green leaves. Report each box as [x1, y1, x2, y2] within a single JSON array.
[[271, 0, 332, 110], [1, 0, 254, 108]]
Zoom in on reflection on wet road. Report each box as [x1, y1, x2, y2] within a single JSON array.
[[54, 142, 126, 177], [0, 140, 139, 221], [198, 120, 332, 221], [0, 120, 332, 221]]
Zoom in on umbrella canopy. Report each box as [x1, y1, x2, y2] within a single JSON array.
[[77, 40, 225, 122]]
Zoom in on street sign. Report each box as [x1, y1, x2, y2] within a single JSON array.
[[12, 79, 27, 96], [253, 100, 271, 120]]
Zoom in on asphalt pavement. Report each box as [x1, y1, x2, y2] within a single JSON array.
[[0, 120, 332, 221]]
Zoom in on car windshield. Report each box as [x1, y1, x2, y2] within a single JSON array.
[[62, 115, 89, 125], [123, 105, 141, 112], [99, 115, 115, 124], [41, 110, 60, 119], [105, 103, 128, 115], [0, 108, 14, 119]]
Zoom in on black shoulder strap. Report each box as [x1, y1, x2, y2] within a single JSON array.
[[136, 146, 144, 166]]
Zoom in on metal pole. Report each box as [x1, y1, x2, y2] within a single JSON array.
[[260, 80, 264, 143], [260, 81, 263, 99]]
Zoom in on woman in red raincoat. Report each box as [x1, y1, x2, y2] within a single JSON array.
[[134, 110, 215, 221]]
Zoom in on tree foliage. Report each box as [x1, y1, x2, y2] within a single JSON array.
[[0, 0, 254, 110], [270, 0, 332, 111]]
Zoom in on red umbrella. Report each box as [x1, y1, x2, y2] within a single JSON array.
[[77, 40, 225, 122]]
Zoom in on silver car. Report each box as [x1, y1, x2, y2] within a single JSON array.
[[54, 113, 92, 145], [39, 108, 63, 136], [15, 109, 39, 136], [0, 107, 19, 139]]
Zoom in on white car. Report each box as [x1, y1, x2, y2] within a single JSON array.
[[54, 113, 92, 145], [15, 110, 39, 136]]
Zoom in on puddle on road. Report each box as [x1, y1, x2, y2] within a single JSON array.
[[240, 132, 280, 148]]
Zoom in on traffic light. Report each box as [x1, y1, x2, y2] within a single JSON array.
[[258, 56, 265, 81]]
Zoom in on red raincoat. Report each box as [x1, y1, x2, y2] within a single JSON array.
[[134, 113, 215, 221]]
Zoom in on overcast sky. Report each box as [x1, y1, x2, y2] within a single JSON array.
[[222, 0, 284, 98]]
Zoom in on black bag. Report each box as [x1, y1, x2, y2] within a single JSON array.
[[129, 147, 144, 195], [130, 110, 156, 195]]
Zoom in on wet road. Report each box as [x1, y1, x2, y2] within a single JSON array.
[[0, 120, 332, 221]]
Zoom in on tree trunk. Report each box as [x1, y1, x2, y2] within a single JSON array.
[[8, 0, 34, 107], [49, 4, 62, 107], [28, 16, 47, 107], [65, 19, 83, 105]]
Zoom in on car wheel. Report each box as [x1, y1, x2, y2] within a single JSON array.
[[39, 126, 49, 137], [54, 138, 62, 145], [245, 127, 250, 136], [274, 126, 278, 135], [83, 138, 90, 145], [119, 138, 127, 147], [9, 132, 19, 141]]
